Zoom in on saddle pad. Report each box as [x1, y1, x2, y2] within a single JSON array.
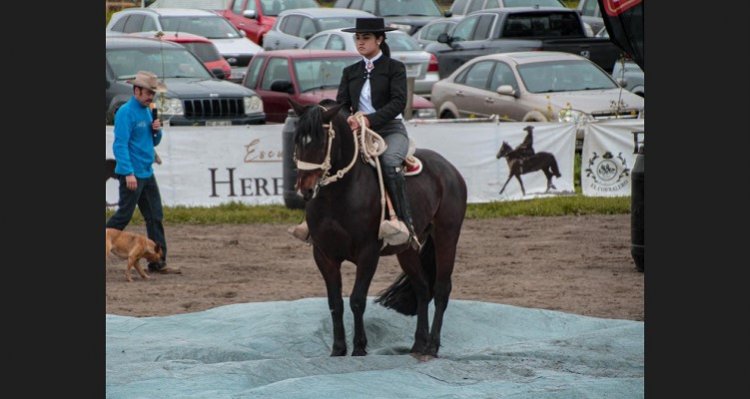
[[404, 156, 422, 177]]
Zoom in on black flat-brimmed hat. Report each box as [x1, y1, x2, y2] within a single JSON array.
[[341, 17, 398, 33]]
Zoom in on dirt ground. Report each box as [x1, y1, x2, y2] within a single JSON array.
[[106, 215, 643, 321]]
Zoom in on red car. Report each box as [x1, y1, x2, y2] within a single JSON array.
[[130, 31, 232, 80], [241, 49, 437, 123], [221, 0, 321, 46]]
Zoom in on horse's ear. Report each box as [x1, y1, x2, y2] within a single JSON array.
[[321, 102, 344, 123], [288, 98, 307, 117]]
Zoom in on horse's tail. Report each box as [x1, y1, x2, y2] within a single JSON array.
[[375, 234, 436, 316], [549, 154, 561, 178]]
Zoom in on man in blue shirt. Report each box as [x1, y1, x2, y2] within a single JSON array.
[[106, 71, 180, 275]]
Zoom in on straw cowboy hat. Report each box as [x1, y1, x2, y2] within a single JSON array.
[[128, 71, 167, 93], [342, 17, 398, 33]]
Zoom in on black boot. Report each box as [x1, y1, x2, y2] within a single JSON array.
[[384, 168, 418, 248]]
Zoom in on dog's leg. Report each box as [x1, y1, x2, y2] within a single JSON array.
[[132, 258, 150, 280], [125, 257, 135, 282]]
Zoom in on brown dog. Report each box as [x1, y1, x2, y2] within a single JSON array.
[[106, 228, 164, 282]]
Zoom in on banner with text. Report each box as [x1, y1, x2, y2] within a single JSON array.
[[581, 119, 645, 197], [106, 121, 578, 207]]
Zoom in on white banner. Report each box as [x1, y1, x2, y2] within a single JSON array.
[[581, 119, 645, 197], [106, 121, 578, 207]]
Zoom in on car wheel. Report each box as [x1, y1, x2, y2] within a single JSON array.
[[440, 110, 456, 119], [522, 110, 548, 122]]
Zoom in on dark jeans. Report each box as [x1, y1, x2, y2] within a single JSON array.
[[106, 174, 167, 262]]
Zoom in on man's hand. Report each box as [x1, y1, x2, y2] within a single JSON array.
[[126, 174, 137, 191], [152, 118, 162, 131]]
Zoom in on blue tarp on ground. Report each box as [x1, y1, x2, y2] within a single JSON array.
[[106, 298, 643, 398]]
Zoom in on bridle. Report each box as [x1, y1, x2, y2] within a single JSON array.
[[294, 105, 360, 187]]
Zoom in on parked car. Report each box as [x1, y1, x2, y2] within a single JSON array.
[[129, 31, 232, 80], [596, 28, 644, 98], [106, 36, 265, 125], [221, 0, 321, 46], [302, 28, 437, 97], [148, 0, 228, 9], [449, 0, 566, 16], [423, 7, 620, 79], [263, 8, 375, 51], [333, 0, 449, 35], [241, 49, 436, 122], [411, 16, 461, 49], [576, 0, 604, 36], [106, 7, 263, 83], [430, 51, 643, 141]]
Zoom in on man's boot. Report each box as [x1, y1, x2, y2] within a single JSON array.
[[382, 168, 419, 249]]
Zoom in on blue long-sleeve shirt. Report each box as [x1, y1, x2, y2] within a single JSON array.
[[112, 96, 162, 178]]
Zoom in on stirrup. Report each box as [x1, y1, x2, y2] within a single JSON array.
[[379, 219, 410, 246], [287, 222, 311, 244]]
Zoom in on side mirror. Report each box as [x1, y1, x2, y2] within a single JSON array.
[[211, 68, 226, 80], [437, 32, 450, 44], [239, 29, 247, 38], [497, 85, 518, 98], [270, 80, 294, 94], [243, 10, 257, 19], [617, 78, 627, 87]]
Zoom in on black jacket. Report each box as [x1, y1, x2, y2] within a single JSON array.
[[336, 56, 407, 130]]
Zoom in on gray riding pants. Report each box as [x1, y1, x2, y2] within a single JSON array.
[[376, 120, 409, 177]]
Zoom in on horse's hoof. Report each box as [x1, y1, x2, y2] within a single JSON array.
[[330, 346, 347, 356], [352, 348, 367, 356]]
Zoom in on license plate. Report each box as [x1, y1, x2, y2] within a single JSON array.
[[206, 120, 231, 126]]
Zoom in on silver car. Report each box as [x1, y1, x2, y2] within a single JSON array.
[[430, 51, 644, 140], [302, 28, 438, 98], [262, 8, 376, 51]]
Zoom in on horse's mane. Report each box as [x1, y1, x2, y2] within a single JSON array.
[[294, 99, 344, 149]]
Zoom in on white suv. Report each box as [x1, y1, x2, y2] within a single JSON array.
[[106, 8, 262, 82]]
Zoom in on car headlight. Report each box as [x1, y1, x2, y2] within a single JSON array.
[[244, 96, 263, 114], [388, 23, 412, 33], [414, 108, 436, 119], [158, 98, 184, 116]]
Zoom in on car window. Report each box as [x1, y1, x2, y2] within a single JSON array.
[[581, 0, 599, 17], [142, 16, 158, 32], [489, 62, 517, 91], [293, 57, 360, 92], [505, 0, 563, 6], [111, 16, 128, 32], [160, 16, 242, 39], [327, 35, 347, 50], [261, 0, 319, 16], [466, 0, 484, 14], [504, 12, 582, 37], [123, 14, 145, 33], [361, 0, 375, 13], [420, 22, 451, 41], [298, 17, 316, 39], [280, 16, 301, 35], [451, 0, 469, 14], [318, 17, 361, 32], [304, 35, 329, 49], [517, 60, 617, 93], [106, 47, 212, 80], [459, 60, 494, 89], [387, 33, 421, 51], [182, 42, 222, 63], [472, 14, 495, 40], [452, 15, 480, 41], [261, 58, 290, 90], [244, 55, 265, 89], [485, 0, 499, 8]]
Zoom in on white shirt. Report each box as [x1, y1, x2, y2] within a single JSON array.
[[358, 51, 402, 120]]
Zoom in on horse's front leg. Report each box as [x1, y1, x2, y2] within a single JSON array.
[[313, 247, 347, 356], [515, 174, 526, 196], [499, 174, 514, 194], [350, 245, 380, 356]]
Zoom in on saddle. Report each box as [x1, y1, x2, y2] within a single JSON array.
[[363, 137, 423, 176]]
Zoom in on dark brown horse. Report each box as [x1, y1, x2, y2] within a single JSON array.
[[289, 99, 467, 359], [496, 141, 561, 196]]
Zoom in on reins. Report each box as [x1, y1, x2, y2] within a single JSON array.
[[294, 108, 389, 227]]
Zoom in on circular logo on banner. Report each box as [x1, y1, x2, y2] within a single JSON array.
[[585, 151, 630, 191]]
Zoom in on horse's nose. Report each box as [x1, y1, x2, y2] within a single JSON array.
[[302, 188, 314, 201]]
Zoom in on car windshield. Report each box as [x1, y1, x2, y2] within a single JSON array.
[[261, 0, 319, 16], [293, 57, 360, 92], [318, 17, 360, 31], [107, 47, 212, 80], [180, 42, 222, 62], [160, 16, 241, 39], [379, 0, 443, 17], [518, 60, 617, 93]]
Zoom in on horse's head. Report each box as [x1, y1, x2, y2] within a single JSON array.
[[496, 141, 512, 159], [289, 98, 345, 200]]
